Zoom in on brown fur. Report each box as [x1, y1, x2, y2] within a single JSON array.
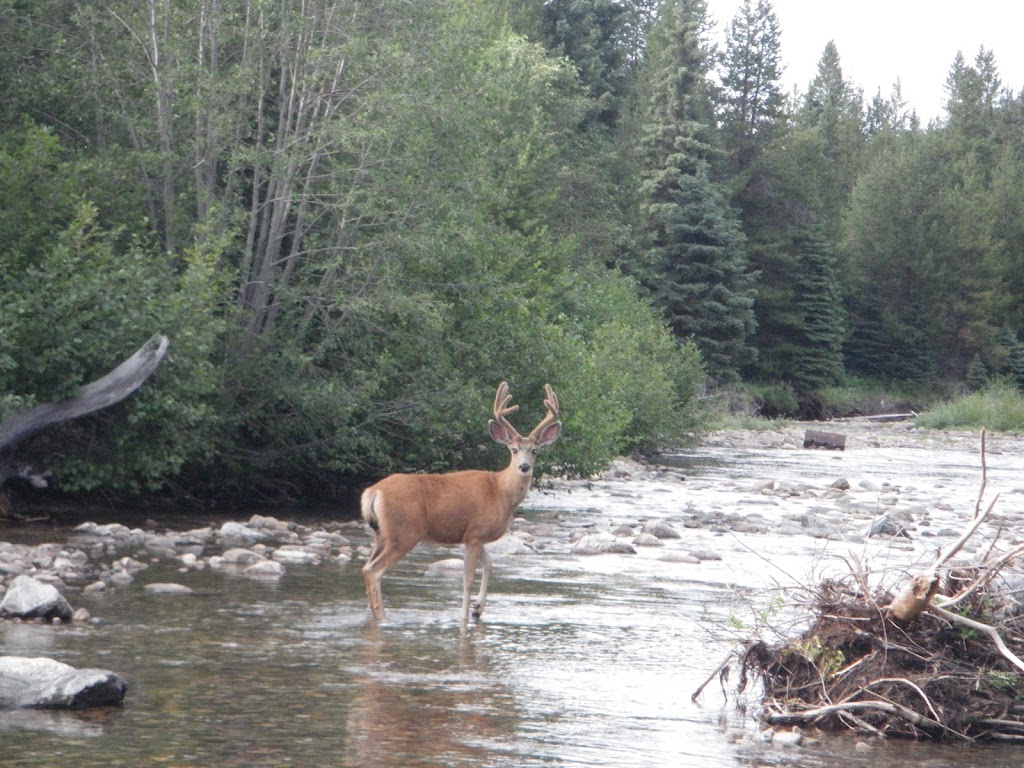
[[360, 383, 561, 624]]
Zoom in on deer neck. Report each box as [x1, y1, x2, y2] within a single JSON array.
[[498, 461, 533, 511]]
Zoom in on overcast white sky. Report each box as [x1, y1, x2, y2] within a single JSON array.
[[704, 0, 1024, 123]]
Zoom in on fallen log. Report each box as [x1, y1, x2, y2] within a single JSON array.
[[803, 429, 847, 450]]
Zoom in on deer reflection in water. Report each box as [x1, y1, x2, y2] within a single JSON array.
[[344, 624, 520, 768]]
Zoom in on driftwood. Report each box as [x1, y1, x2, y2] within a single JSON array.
[[702, 431, 1024, 741], [0, 334, 169, 487]]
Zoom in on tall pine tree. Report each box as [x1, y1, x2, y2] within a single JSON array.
[[635, 0, 756, 383]]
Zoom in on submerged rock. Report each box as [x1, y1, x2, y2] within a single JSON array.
[[143, 583, 193, 595], [243, 560, 285, 580], [0, 656, 126, 709]]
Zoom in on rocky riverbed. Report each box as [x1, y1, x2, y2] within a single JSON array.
[[1, 418, 1021, 626]]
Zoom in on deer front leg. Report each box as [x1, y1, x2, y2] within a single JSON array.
[[462, 543, 483, 625], [472, 547, 492, 620]]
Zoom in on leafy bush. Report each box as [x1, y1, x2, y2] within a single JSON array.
[[0, 203, 227, 491]]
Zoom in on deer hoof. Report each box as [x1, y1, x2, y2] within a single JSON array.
[[471, 603, 484, 620]]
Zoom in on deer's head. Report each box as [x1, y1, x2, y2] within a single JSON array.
[[488, 382, 561, 475]]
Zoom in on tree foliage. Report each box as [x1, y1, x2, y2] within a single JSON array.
[[5, 0, 1024, 497]]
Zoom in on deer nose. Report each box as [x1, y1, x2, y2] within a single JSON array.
[[519, 462, 531, 473]]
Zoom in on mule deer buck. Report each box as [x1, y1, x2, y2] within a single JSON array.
[[360, 382, 561, 623]]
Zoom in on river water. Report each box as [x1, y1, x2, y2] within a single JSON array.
[[3, 430, 1024, 767]]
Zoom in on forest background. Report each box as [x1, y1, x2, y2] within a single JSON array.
[[2, 0, 1022, 503]]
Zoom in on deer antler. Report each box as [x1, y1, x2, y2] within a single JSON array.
[[528, 384, 560, 441], [493, 381, 522, 439]]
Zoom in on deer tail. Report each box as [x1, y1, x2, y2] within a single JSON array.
[[361, 488, 380, 533]]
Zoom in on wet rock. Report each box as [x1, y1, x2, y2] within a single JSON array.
[[771, 729, 803, 747], [243, 560, 284, 580], [486, 536, 536, 556], [0, 575, 74, 622], [659, 551, 700, 564], [271, 546, 321, 566], [632, 533, 664, 547], [219, 522, 269, 547], [221, 547, 266, 566], [688, 549, 722, 561], [0, 545, 29, 576], [248, 514, 292, 533], [52, 551, 94, 584], [0, 657, 127, 709], [108, 572, 134, 587], [642, 521, 681, 539], [571, 532, 637, 555], [143, 583, 193, 595], [869, 509, 914, 538], [424, 558, 464, 577]]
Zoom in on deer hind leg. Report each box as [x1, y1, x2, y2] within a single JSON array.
[[362, 534, 417, 621]]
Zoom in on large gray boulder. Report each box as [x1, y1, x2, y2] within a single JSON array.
[[0, 574, 74, 622], [0, 657, 126, 709]]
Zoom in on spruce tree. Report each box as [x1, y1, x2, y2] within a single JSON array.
[[540, 0, 630, 129], [635, 0, 756, 383], [790, 224, 845, 392], [717, 0, 786, 173]]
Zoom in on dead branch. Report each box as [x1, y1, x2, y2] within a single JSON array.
[[927, 603, 1024, 674]]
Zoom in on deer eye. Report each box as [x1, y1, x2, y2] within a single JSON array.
[[511, 447, 519, 454]]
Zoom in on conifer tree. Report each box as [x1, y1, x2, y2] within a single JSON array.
[[540, 0, 630, 128], [789, 224, 845, 392], [717, 0, 786, 173], [635, 0, 756, 382]]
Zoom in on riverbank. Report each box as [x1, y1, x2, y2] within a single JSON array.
[[2, 419, 1021, 607]]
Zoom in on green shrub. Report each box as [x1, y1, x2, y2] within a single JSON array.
[[915, 379, 1024, 432]]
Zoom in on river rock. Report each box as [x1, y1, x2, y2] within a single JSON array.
[[0, 575, 74, 622], [688, 549, 723, 561], [219, 522, 269, 547], [271, 546, 321, 565], [571, 532, 637, 555], [659, 551, 700, 564], [486, 536, 536, 556], [143, 582, 193, 595], [424, 558, 465, 577], [244, 560, 285, 580], [0, 656, 126, 709], [633, 532, 664, 547], [642, 520, 682, 539], [221, 548, 265, 565]]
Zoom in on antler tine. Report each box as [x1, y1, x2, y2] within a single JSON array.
[[493, 381, 522, 438], [528, 384, 560, 441]]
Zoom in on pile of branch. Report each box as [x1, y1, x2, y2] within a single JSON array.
[[699, 432, 1024, 742]]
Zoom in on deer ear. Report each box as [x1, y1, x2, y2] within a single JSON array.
[[536, 421, 561, 446], [489, 419, 513, 445]]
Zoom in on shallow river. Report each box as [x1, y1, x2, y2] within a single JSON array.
[[3, 433, 1024, 767]]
